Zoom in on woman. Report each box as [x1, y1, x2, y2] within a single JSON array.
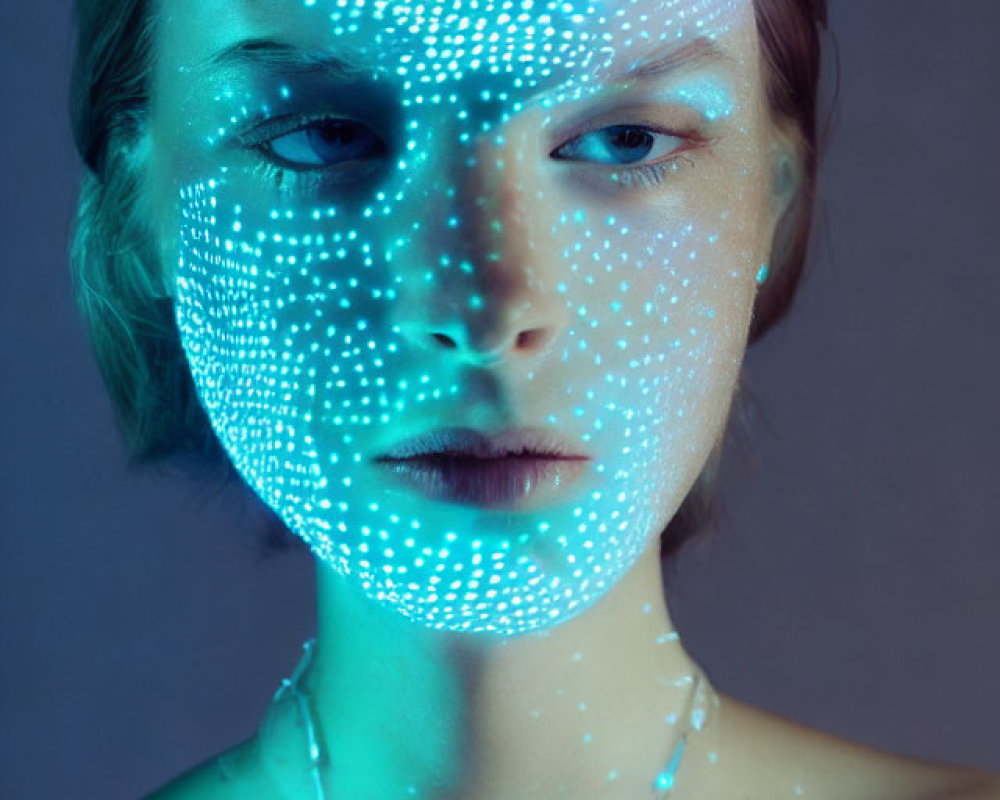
[[69, 0, 1000, 796]]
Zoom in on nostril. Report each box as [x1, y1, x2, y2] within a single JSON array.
[[515, 328, 548, 351], [432, 332, 458, 349]]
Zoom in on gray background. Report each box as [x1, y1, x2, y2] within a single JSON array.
[[2, 2, 998, 797]]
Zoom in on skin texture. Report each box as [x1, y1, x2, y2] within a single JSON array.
[[151, 0, 774, 636], [141, 0, 1000, 796]]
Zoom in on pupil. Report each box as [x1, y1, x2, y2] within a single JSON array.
[[307, 120, 382, 163], [314, 120, 355, 146], [606, 126, 654, 163]]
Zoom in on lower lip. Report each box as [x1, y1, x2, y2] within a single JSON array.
[[373, 455, 589, 510]]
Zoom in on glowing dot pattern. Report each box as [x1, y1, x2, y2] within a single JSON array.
[[174, 0, 747, 636]]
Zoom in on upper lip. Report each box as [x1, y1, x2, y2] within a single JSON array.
[[373, 426, 592, 461]]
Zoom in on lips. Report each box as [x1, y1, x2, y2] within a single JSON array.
[[372, 427, 591, 509]]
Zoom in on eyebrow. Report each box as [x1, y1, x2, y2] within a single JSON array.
[[205, 34, 731, 84], [205, 38, 375, 78], [610, 36, 733, 84]]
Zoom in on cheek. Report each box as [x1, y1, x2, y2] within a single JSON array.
[[170, 176, 757, 634], [556, 188, 761, 366], [164, 88, 767, 637], [541, 191, 761, 500]]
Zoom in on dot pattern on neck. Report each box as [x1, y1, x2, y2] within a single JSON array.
[[173, 0, 750, 635]]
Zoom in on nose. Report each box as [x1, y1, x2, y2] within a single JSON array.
[[398, 127, 568, 367], [425, 322, 558, 367]]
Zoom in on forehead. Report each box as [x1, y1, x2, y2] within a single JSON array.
[[158, 0, 756, 94]]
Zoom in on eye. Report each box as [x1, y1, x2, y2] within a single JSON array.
[[551, 124, 686, 166], [258, 117, 387, 170]]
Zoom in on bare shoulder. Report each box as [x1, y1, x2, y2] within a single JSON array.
[[145, 737, 277, 799], [702, 692, 1000, 800]]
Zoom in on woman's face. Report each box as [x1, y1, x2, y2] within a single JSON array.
[[148, 0, 781, 635]]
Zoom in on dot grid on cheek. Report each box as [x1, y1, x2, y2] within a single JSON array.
[[174, 0, 746, 636]]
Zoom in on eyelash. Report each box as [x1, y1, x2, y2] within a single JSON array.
[[237, 113, 700, 192], [609, 155, 695, 190], [550, 119, 700, 190], [235, 112, 383, 191]]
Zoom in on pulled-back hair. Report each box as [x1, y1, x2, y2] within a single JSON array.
[[68, 0, 828, 556]]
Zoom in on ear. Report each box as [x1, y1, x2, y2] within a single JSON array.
[[756, 123, 806, 296], [767, 124, 803, 236]]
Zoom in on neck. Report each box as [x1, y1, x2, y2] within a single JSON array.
[[265, 545, 714, 799]]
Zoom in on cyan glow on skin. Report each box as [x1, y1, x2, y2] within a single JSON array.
[[157, 0, 771, 636], [144, 0, 814, 795]]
